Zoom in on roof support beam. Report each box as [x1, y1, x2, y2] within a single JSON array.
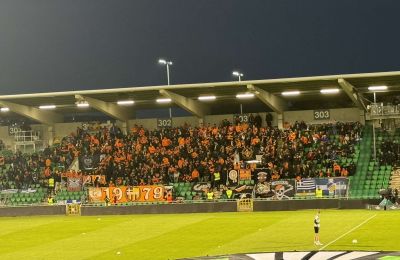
[[338, 79, 367, 111], [77, 95, 135, 121], [247, 84, 287, 113], [159, 90, 210, 118], [0, 100, 63, 124]]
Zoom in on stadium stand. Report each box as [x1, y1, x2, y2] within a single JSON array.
[[348, 126, 395, 199], [0, 118, 374, 204]]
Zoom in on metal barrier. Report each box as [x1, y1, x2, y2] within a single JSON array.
[[370, 103, 400, 118], [237, 198, 253, 212]]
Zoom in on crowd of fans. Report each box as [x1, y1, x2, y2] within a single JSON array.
[[0, 145, 70, 190], [70, 119, 362, 187], [378, 139, 400, 167], [0, 117, 362, 192]]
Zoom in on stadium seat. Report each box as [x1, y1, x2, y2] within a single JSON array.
[[369, 161, 375, 167]]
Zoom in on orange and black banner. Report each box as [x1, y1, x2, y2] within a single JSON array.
[[88, 186, 165, 203], [239, 169, 252, 180], [82, 175, 106, 185]]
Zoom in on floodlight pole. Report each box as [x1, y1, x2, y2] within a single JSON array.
[[158, 59, 173, 118], [232, 71, 243, 82], [158, 59, 173, 86], [166, 63, 171, 118], [372, 91, 377, 161], [166, 63, 171, 86]]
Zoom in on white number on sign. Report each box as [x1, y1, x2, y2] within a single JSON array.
[[240, 115, 248, 122], [9, 127, 21, 135], [142, 187, 152, 200], [314, 110, 330, 120], [235, 114, 249, 123], [112, 188, 123, 200], [153, 187, 163, 199], [157, 119, 172, 127]]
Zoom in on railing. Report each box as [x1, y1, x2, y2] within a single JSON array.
[[369, 103, 400, 117], [14, 130, 41, 143], [0, 194, 376, 208]]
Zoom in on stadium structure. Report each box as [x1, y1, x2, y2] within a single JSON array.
[[0, 71, 399, 259]]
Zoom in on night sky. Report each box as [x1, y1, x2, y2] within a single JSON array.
[[0, 0, 399, 95]]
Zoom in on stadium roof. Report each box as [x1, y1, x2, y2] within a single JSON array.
[[0, 71, 399, 124]]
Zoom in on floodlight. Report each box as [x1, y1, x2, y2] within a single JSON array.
[[368, 86, 388, 91], [320, 89, 340, 94], [232, 71, 243, 77], [156, 98, 172, 103], [39, 105, 56, 109], [198, 95, 216, 101], [77, 102, 89, 108], [236, 93, 254, 99], [117, 100, 135, 105], [282, 91, 300, 96]]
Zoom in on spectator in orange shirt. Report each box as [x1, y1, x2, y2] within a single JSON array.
[[341, 167, 348, 177], [191, 168, 199, 182]]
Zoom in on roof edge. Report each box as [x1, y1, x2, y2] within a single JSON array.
[[0, 70, 399, 100]]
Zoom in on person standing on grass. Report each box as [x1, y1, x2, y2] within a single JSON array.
[[314, 210, 323, 245]]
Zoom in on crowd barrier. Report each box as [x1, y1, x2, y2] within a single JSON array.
[[0, 205, 65, 217], [0, 198, 380, 217]]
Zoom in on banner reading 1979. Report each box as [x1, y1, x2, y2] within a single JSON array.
[[88, 186, 165, 203]]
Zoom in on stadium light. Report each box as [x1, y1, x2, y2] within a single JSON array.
[[39, 105, 56, 110], [320, 88, 340, 94], [117, 100, 135, 105], [156, 98, 172, 103], [236, 93, 254, 99], [158, 58, 173, 85], [232, 71, 244, 81], [282, 91, 300, 96], [0, 107, 9, 112], [198, 95, 216, 101], [76, 102, 89, 108], [368, 85, 388, 91]]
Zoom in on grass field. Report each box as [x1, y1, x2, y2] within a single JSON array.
[[0, 209, 398, 259]]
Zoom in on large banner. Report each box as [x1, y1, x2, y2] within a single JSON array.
[[271, 180, 295, 200], [69, 158, 80, 172], [80, 155, 100, 171], [88, 186, 165, 203], [61, 172, 82, 192], [227, 169, 239, 186], [192, 182, 211, 193], [295, 178, 316, 197], [67, 177, 82, 192], [83, 175, 106, 186], [315, 177, 349, 197], [61, 172, 82, 178], [233, 184, 254, 199], [254, 168, 272, 198], [239, 169, 252, 181]]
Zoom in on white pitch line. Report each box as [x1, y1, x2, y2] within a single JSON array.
[[319, 214, 377, 251]]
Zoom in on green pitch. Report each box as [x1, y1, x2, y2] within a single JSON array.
[[0, 209, 398, 259]]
